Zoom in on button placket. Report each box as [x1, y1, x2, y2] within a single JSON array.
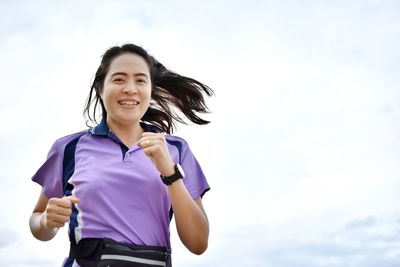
[[123, 145, 141, 163]]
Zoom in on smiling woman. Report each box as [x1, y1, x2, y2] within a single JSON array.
[[29, 43, 214, 267]]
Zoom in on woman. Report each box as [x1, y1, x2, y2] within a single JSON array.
[[29, 44, 213, 267]]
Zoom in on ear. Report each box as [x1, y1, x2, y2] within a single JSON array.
[[97, 87, 103, 99]]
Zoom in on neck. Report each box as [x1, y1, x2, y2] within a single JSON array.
[[107, 119, 143, 148]]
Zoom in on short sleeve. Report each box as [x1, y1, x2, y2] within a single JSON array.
[[180, 140, 210, 200], [31, 140, 64, 198]]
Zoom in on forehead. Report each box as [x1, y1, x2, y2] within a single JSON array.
[[108, 53, 150, 75]]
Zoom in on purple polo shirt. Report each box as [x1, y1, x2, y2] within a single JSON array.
[[32, 119, 209, 265]]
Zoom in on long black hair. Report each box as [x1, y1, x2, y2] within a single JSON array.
[[83, 44, 214, 134]]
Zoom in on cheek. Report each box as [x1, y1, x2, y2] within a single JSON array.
[[143, 86, 152, 101], [100, 88, 116, 109], [102, 84, 117, 99]]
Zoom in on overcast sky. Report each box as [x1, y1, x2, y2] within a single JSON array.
[[1, 0, 400, 266]]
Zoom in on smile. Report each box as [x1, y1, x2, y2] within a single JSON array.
[[118, 100, 139, 106]]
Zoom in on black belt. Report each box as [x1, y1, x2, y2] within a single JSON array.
[[69, 238, 171, 267]]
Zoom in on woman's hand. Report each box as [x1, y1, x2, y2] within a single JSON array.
[[139, 132, 175, 176], [41, 196, 80, 229]]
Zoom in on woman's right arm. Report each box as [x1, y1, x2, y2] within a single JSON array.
[[29, 190, 80, 241]]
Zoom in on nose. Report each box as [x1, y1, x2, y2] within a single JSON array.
[[122, 80, 138, 94]]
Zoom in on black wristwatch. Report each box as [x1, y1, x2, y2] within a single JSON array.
[[161, 164, 185, 185]]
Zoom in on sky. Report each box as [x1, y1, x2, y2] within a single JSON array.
[[0, 0, 400, 266]]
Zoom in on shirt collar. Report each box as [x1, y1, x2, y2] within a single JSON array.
[[90, 117, 163, 136], [90, 117, 109, 136]]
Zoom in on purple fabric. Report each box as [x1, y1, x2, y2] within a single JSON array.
[[32, 131, 87, 199], [32, 129, 209, 252]]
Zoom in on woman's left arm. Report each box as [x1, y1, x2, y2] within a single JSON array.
[[167, 180, 209, 254], [139, 133, 209, 254]]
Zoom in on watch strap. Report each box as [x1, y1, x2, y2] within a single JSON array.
[[161, 164, 183, 185]]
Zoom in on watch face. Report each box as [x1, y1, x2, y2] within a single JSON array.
[[177, 164, 185, 178]]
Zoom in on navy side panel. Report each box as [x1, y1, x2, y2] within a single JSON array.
[[62, 132, 87, 243]]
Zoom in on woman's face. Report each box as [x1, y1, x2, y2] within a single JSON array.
[[101, 53, 152, 128]]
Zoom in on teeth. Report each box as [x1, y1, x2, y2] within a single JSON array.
[[119, 100, 138, 105]]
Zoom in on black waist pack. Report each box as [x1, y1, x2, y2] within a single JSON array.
[[69, 238, 172, 267]]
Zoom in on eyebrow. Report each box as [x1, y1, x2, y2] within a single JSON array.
[[110, 72, 149, 78]]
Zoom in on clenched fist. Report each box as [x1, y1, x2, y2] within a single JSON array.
[[41, 196, 80, 229], [139, 132, 175, 177]]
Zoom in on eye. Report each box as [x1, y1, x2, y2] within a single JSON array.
[[113, 77, 125, 83], [137, 79, 147, 84]]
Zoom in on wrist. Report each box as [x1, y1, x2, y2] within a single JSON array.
[[160, 162, 176, 177], [161, 163, 185, 186], [166, 178, 184, 188]]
